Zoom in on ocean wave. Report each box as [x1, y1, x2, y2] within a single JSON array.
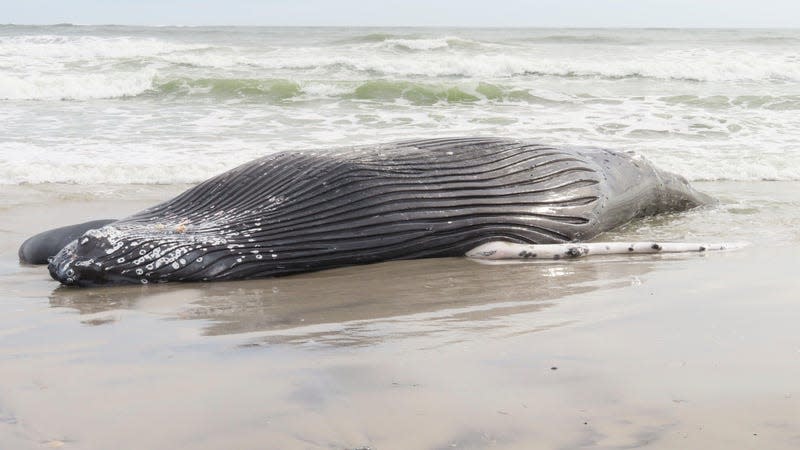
[[349, 80, 535, 104], [520, 34, 644, 45], [380, 36, 481, 51], [226, 51, 800, 82], [152, 77, 302, 101], [147, 78, 548, 104], [0, 70, 156, 100], [339, 31, 496, 50], [6, 70, 800, 108], [3, 154, 798, 185], [0, 160, 227, 185], [739, 36, 800, 45], [649, 153, 800, 182], [3, 33, 800, 84], [335, 32, 399, 44], [0, 73, 533, 103], [3, 27, 800, 187], [2, 137, 799, 185], [0, 141, 260, 185], [658, 94, 800, 110], [0, 35, 211, 59]]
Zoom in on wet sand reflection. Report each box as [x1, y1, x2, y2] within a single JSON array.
[[50, 256, 657, 346]]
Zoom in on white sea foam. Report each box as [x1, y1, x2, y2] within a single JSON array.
[[378, 36, 476, 51], [0, 35, 210, 59], [0, 141, 261, 185], [0, 70, 157, 100], [384, 37, 450, 50], [298, 81, 352, 98], [258, 49, 800, 81], [1, 26, 799, 184], [1, 132, 798, 184]]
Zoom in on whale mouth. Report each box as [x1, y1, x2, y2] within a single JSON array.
[[48, 239, 119, 287], [48, 240, 81, 286]]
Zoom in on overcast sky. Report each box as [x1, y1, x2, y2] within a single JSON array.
[[2, 0, 800, 28]]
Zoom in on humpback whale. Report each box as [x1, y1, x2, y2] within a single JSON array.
[[37, 138, 711, 286]]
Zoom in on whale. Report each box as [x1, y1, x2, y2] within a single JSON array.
[[43, 138, 711, 286]]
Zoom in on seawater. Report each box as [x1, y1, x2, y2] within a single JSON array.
[[1, 25, 799, 184]]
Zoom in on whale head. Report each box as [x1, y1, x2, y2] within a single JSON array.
[[47, 222, 217, 286]]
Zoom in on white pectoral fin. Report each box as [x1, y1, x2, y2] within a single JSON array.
[[465, 241, 751, 260]]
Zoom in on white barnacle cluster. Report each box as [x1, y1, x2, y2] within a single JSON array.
[[128, 241, 194, 276], [83, 226, 126, 255], [99, 220, 208, 277], [194, 232, 228, 247], [73, 259, 95, 268]]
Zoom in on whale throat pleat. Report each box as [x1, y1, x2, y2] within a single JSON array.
[[55, 138, 658, 284]]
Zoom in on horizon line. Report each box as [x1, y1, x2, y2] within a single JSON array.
[[3, 23, 800, 30]]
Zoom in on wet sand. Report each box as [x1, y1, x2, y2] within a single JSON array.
[[1, 182, 799, 449]]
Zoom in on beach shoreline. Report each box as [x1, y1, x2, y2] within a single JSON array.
[[1, 181, 798, 449], [3, 24, 800, 449]]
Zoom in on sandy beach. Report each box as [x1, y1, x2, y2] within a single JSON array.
[[3, 25, 800, 449], [0, 181, 798, 449]]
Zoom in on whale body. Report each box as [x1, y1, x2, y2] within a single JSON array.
[[45, 138, 711, 286]]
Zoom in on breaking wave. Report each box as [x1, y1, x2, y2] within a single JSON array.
[[2, 26, 799, 184]]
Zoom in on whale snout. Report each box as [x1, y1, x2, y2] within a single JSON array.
[[47, 231, 119, 287], [48, 240, 80, 285]]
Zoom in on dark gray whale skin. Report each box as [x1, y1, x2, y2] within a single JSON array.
[[19, 219, 116, 265], [47, 138, 711, 286]]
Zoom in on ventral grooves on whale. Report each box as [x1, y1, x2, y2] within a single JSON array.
[[47, 138, 711, 286]]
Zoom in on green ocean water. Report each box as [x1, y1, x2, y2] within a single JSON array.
[[1, 26, 799, 184]]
